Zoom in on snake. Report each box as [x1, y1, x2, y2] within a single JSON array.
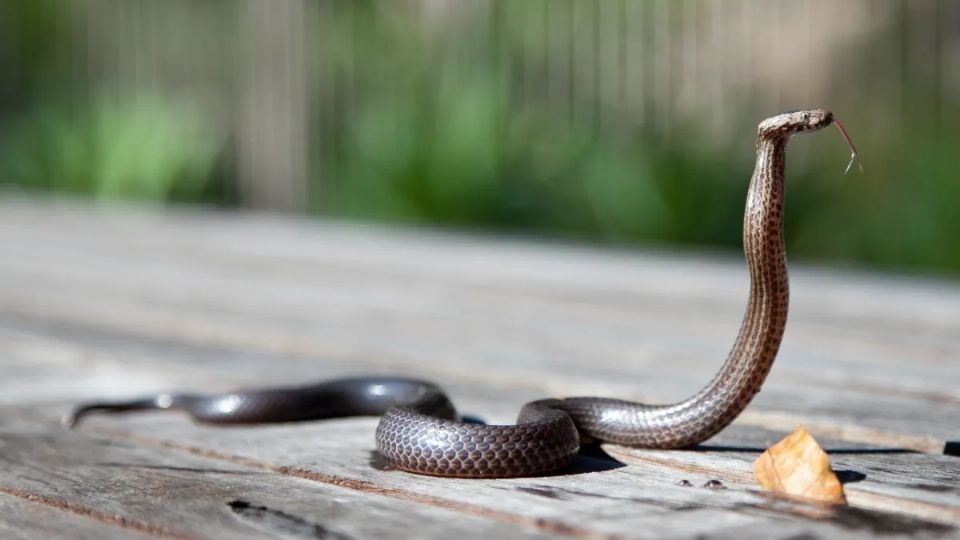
[[65, 109, 856, 478]]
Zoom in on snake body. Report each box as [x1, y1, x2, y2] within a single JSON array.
[[66, 110, 838, 478]]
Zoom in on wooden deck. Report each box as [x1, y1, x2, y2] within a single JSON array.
[[1, 200, 957, 539]]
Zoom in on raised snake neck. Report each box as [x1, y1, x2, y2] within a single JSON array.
[[66, 109, 839, 478]]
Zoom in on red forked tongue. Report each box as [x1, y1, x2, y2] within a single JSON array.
[[833, 118, 863, 175]]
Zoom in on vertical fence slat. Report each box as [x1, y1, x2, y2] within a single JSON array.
[[235, 0, 308, 211]]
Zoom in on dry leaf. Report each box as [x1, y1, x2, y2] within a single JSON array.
[[753, 425, 846, 504]]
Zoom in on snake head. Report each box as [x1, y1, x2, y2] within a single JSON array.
[[759, 109, 833, 137]]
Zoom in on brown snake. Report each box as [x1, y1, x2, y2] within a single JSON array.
[[67, 109, 855, 478]]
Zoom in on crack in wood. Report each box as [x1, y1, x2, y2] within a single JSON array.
[[0, 485, 201, 540], [511, 485, 710, 512], [228, 499, 353, 540], [95, 461, 263, 475]]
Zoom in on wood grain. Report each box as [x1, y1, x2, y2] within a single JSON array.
[[0, 415, 555, 540], [0, 493, 157, 540], [0, 200, 957, 539]]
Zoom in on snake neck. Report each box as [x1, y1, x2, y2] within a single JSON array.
[[683, 134, 790, 439], [558, 133, 796, 448]]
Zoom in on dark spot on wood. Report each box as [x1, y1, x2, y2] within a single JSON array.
[[516, 487, 565, 500], [228, 500, 353, 540], [833, 470, 866, 485], [676, 479, 693, 487], [367, 451, 394, 471], [702, 479, 725, 490]]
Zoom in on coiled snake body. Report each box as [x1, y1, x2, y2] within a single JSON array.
[[67, 110, 844, 478]]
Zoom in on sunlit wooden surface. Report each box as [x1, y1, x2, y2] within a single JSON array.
[[1, 200, 957, 539]]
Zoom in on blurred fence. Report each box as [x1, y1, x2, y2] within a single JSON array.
[[1, 0, 959, 272]]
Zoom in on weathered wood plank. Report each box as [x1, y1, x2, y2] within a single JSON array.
[[65, 413, 960, 535], [2, 200, 957, 330], [0, 493, 156, 540], [0, 260, 955, 450], [3, 330, 957, 535], [0, 311, 952, 457], [4, 211, 958, 357], [2, 320, 956, 536], [4, 203, 958, 370], [1, 201, 958, 539], [0, 416, 557, 540], [3, 209, 957, 404]]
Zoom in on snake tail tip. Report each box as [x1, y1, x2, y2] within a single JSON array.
[[61, 404, 106, 429], [60, 413, 80, 429]]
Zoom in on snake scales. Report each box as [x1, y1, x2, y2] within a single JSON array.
[[66, 109, 852, 478]]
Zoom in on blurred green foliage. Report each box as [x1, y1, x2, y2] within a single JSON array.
[[0, 0, 223, 203], [317, 2, 959, 275], [1, 1, 958, 275], [1, 96, 221, 201], [319, 2, 759, 250]]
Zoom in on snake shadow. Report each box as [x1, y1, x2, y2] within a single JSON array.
[[560, 443, 627, 475], [368, 445, 625, 476]]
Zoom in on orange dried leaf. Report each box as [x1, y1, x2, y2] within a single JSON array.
[[753, 426, 846, 504]]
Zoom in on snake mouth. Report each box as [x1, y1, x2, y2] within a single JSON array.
[[803, 110, 833, 131]]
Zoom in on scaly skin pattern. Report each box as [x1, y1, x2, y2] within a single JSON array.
[[376, 404, 579, 478], [66, 110, 835, 478]]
